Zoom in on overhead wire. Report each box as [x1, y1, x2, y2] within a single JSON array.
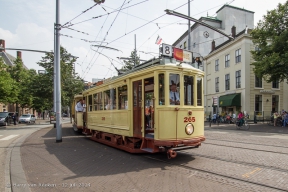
[[107, 0, 194, 46], [137, 0, 236, 50], [63, 0, 149, 28], [82, 0, 127, 79], [62, 3, 98, 27]]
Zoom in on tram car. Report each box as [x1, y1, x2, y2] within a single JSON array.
[[72, 56, 205, 158]]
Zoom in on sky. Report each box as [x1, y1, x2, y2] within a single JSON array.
[[0, 0, 287, 82]]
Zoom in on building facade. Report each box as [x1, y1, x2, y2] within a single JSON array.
[[173, 5, 254, 58], [204, 30, 288, 118]]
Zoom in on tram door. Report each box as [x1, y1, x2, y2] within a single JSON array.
[[133, 80, 142, 138], [144, 77, 154, 136]]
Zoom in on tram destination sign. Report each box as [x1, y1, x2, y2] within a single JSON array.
[[160, 44, 192, 63]]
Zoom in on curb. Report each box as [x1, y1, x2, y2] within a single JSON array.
[[5, 124, 53, 192]]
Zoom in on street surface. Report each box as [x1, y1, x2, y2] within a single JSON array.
[[0, 119, 69, 192], [8, 123, 288, 192]]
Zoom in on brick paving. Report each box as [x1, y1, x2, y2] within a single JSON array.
[[205, 121, 288, 134], [19, 124, 245, 192]]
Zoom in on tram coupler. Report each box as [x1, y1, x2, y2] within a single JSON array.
[[167, 149, 177, 159]]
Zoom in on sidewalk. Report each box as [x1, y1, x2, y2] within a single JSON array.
[[1, 118, 71, 129], [204, 121, 288, 134]]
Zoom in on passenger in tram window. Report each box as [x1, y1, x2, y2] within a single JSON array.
[[145, 106, 150, 128], [105, 99, 115, 110], [169, 84, 180, 105], [75, 99, 84, 112]]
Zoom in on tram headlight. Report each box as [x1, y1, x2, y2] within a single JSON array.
[[185, 123, 194, 135]]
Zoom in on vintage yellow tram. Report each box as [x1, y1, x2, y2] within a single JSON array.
[[72, 56, 205, 158]]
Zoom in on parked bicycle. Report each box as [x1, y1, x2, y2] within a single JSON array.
[[235, 116, 250, 130], [267, 115, 282, 126]]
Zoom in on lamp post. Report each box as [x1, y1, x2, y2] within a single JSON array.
[[55, 0, 62, 142]]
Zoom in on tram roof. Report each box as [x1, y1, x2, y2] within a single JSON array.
[[86, 56, 204, 90], [117, 56, 203, 76]]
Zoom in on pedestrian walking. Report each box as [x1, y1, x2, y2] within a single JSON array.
[[12, 112, 17, 125]]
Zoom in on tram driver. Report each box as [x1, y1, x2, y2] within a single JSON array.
[[169, 84, 180, 105], [75, 99, 84, 112]]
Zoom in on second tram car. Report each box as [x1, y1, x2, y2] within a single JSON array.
[[72, 57, 205, 158]]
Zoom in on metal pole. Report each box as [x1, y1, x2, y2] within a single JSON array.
[[53, 24, 56, 114], [188, 0, 191, 51], [134, 34, 136, 66], [55, 0, 62, 142]]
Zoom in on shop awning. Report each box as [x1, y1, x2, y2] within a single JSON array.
[[219, 93, 241, 107]]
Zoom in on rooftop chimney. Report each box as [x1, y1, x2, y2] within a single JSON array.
[[0, 39, 5, 52], [231, 26, 236, 38], [17, 51, 22, 59], [211, 40, 215, 52]]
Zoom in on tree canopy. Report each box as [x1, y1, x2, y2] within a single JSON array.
[[120, 50, 141, 72], [0, 47, 83, 114], [251, 1, 288, 82]]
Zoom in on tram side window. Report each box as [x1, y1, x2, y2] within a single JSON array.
[[94, 93, 102, 111], [118, 85, 128, 110], [88, 95, 93, 111], [158, 74, 165, 105], [104, 88, 116, 110], [197, 77, 203, 106], [184, 75, 194, 106], [169, 74, 180, 105]]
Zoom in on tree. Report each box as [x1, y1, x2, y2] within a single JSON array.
[[36, 46, 84, 112], [7, 58, 29, 112], [120, 50, 141, 72], [0, 58, 17, 103], [251, 1, 288, 83]]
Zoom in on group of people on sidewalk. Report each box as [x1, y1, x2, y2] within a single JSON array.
[[273, 110, 288, 127], [212, 111, 247, 126]]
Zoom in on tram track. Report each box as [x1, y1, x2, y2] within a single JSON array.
[[203, 141, 288, 155], [143, 154, 288, 192], [205, 138, 288, 149], [180, 150, 288, 173]]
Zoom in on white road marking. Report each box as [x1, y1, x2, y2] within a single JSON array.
[[0, 135, 19, 140]]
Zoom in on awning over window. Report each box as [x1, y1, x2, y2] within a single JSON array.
[[219, 93, 241, 107]]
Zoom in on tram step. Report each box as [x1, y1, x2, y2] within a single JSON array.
[[145, 133, 154, 139], [141, 148, 154, 153]]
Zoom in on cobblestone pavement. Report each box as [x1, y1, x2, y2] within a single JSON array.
[[17, 124, 288, 192], [19, 124, 243, 192]]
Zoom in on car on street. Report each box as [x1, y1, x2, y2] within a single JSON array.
[[0, 112, 11, 126], [18, 114, 36, 124]]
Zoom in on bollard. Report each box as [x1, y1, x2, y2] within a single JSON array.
[[254, 115, 257, 124]]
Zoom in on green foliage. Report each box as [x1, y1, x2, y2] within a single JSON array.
[[0, 58, 17, 103], [36, 46, 84, 110], [0, 47, 83, 113], [251, 1, 288, 82], [120, 50, 141, 71]]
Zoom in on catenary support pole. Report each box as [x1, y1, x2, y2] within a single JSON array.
[[134, 34, 136, 66], [188, 0, 191, 51], [55, 0, 62, 142]]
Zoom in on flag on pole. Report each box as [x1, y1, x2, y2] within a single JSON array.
[[155, 35, 162, 45]]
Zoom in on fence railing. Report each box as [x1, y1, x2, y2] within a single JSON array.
[[204, 111, 280, 123]]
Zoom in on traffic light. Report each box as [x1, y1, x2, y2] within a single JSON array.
[[93, 0, 105, 3]]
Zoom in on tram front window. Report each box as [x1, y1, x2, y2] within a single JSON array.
[[184, 75, 194, 106], [169, 74, 180, 105]]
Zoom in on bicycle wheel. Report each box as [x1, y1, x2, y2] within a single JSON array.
[[243, 122, 250, 130], [235, 122, 240, 129]]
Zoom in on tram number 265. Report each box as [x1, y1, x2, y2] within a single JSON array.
[[184, 117, 195, 123]]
